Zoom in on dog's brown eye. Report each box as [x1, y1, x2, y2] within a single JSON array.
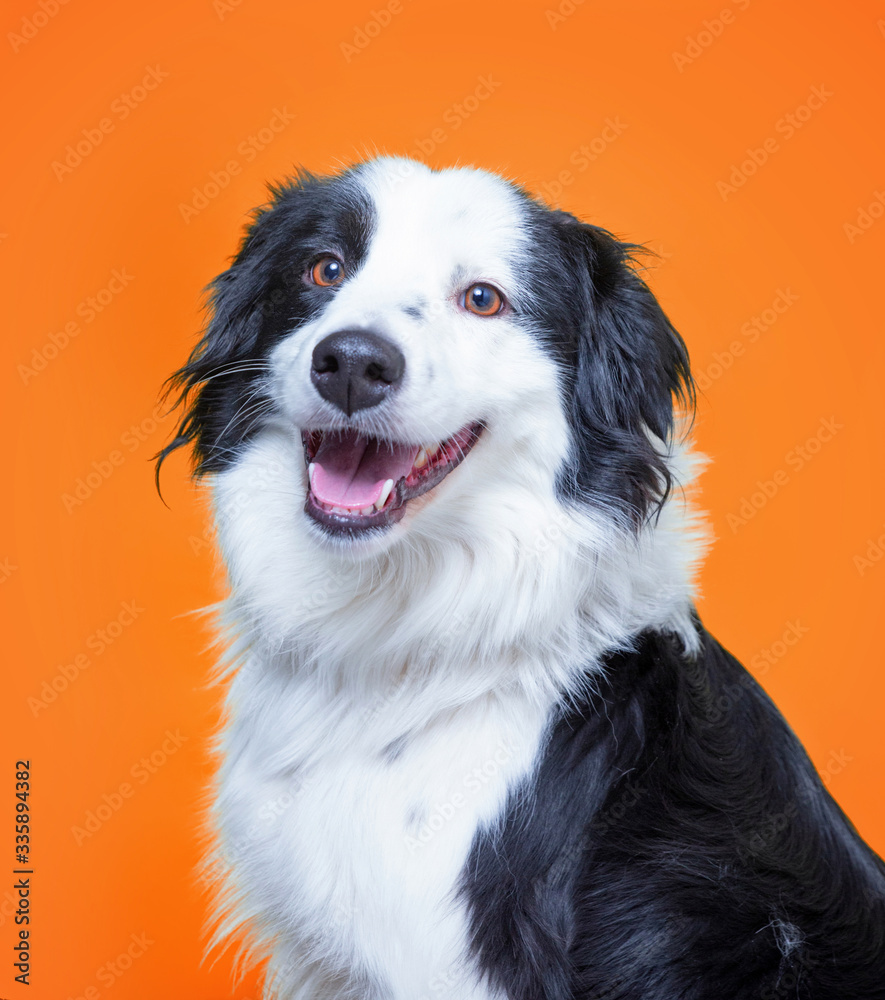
[[463, 283, 504, 316], [310, 256, 345, 287]]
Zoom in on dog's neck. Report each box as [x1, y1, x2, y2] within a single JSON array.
[[214, 445, 707, 733]]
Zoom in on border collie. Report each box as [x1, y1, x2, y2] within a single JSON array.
[[158, 157, 885, 1000]]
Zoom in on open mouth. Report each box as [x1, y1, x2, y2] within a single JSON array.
[[302, 423, 483, 534]]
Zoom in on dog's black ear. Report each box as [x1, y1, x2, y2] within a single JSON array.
[[153, 208, 283, 486], [544, 215, 695, 524], [153, 170, 372, 493]]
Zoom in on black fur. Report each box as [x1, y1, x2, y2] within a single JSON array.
[[522, 208, 694, 525], [462, 627, 885, 999], [155, 168, 375, 480]]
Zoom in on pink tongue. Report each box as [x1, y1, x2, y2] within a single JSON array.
[[311, 430, 419, 508]]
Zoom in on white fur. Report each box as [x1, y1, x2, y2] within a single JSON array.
[[200, 158, 708, 999]]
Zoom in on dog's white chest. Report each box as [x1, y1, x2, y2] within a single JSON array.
[[219, 677, 548, 1000]]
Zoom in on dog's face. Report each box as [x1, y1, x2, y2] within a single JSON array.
[[160, 158, 692, 562]]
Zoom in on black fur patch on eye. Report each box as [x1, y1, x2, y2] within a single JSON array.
[[155, 169, 375, 484]]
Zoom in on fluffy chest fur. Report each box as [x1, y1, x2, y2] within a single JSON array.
[[205, 423, 700, 999], [202, 404, 700, 999], [216, 660, 553, 1000]]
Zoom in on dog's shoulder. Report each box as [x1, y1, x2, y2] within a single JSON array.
[[463, 626, 885, 1000]]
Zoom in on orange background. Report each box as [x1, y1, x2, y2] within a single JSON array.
[[2, 1, 884, 997]]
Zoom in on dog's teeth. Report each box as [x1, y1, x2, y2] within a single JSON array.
[[332, 506, 347, 514], [414, 447, 429, 469], [308, 463, 315, 484], [377, 479, 394, 508], [360, 506, 374, 515]]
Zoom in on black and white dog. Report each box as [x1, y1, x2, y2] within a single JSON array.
[[159, 157, 885, 999]]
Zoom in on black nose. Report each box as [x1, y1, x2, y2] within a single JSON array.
[[310, 330, 406, 416]]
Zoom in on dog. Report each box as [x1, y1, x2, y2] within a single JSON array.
[[158, 157, 885, 999]]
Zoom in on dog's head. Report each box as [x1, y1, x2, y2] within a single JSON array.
[[158, 158, 693, 564]]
